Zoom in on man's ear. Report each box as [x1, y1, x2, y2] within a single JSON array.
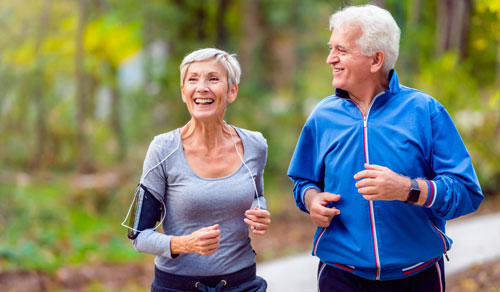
[[370, 50, 385, 73], [227, 84, 238, 104]]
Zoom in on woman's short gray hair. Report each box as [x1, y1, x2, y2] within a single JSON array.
[[179, 48, 241, 88], [329, 4, 400, 73]]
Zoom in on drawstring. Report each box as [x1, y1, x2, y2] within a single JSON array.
[[195, 280, 227, 292]]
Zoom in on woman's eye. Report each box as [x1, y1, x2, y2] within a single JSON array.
[[210, 77, 219, 81], [188, 77, 197, 81]]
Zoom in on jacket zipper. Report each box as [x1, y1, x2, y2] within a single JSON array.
[[352, 93, 383, 280]]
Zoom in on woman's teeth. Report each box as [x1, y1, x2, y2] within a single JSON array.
[[195, 98, 214, 104]]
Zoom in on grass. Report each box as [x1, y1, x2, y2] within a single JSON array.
[[0, 176, 146, 273]]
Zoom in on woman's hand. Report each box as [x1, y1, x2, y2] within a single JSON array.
[[171, 224, 220, 256], [244, 208, 271, 235]]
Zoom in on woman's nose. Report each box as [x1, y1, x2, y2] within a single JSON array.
[[196, 82, 209, 92]]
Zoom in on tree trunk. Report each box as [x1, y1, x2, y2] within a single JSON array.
[[239, 0, 261, 76], [436, 0, 471, 60], [371, 0, 385, 8], [109, 65, 126, 161], [195, 2, 206, 41], [436, 0, 453, 54], [408, 0, 422, 25], [31, 0, 51, 170], [75, 0, 94, 173], [216, 0, 229, 48], [458, 0, 472, 60]]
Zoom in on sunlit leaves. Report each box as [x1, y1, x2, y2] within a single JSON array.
[[84, 16, 142, 68]]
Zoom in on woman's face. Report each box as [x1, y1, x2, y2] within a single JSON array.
[[181, 58, 237, 122]]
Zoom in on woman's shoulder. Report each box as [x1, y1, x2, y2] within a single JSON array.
[[148, 128, 181, 153], [234, 126, 267, 149]]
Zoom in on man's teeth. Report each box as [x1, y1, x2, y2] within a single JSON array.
[[334, 68, 343, 72], [195, 98, 214, 104]]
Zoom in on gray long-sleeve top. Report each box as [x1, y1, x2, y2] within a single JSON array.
[[133, 126, 267, 276]]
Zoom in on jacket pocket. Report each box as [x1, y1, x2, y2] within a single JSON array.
[[429, 220, 451, 260]]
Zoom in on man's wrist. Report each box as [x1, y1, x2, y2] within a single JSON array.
[[402, 177, 412, 201], [402, 178, 428, 206], [415, 179, 428, 206], [304, 188, 320, 211]]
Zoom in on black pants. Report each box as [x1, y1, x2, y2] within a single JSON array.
[[317, 259, 445, 292]]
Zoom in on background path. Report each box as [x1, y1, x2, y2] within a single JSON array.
[[257, 213, 500, 292]]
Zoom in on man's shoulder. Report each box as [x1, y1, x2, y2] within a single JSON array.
[[399, 85, 436, 102], [397, 86, 444, 109], [310, 95, 345, 114]]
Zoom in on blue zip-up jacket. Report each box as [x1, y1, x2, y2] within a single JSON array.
[[287, 70, 483, 281]]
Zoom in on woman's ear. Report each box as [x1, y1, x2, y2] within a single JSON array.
[[180, 85, 187, 103], [227, 84, 238, 104], [370, 50, 385, 73]]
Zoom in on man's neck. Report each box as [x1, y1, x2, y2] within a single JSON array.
[[348, 74, 389, 115]]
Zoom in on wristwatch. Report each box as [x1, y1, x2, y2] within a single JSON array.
[[405, 178, 420, 204]]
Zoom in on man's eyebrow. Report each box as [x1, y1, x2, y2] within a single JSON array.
[[328, 42, 347, 50]]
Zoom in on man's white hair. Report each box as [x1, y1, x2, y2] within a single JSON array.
[[329, 4, 401, 73], [179, 48, 241, 89]]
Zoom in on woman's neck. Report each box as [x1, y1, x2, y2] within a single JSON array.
[[180, 119, 232, 152]]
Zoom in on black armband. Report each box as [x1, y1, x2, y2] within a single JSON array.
[[127, 184, 163, 239]]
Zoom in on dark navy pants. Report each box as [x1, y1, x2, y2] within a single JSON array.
[[317, 258, 445, 292], [150, 264, 267, 292]]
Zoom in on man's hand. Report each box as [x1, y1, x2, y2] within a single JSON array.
[[244, 208, 271, 235], [354, 164, 410, 201], [171, 224, 221, 256], [304, 189, 341, 227]]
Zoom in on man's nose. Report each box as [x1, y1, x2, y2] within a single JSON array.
[[326, 51, 339, 64]]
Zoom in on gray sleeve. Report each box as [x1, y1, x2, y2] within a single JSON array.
[[141, 133, 179, 203], [133, 228, 175, 259], [134, 132, 180, 258], [251, 131, 268, 209]]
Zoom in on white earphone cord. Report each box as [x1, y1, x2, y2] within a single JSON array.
[[227, 123, 262, 210], [121, 133, 181, 232], [121, 123, 261, 233]]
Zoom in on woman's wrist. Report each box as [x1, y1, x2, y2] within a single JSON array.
[[170, 235, 187, 255]]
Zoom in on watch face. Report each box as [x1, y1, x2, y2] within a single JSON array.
[[407, 189, 420, 203], [406, 179, 420, 204]]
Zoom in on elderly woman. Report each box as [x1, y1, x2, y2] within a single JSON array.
[[126, 48, 270, 291]]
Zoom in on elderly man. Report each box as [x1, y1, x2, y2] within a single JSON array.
[[288, 5, 483, 292]]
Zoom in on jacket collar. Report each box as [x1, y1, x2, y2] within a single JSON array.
[[334, 69, 401, 100]]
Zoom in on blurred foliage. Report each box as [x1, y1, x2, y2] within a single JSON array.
[[0, 177, 146, 273], [1, 0, 500, 273]]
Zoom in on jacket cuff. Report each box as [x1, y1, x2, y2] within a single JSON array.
[[423, 180, 443, 209], [300, 185, 322, 212]]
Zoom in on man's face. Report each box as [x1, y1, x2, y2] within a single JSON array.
[[326, 26, 373, 93]]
